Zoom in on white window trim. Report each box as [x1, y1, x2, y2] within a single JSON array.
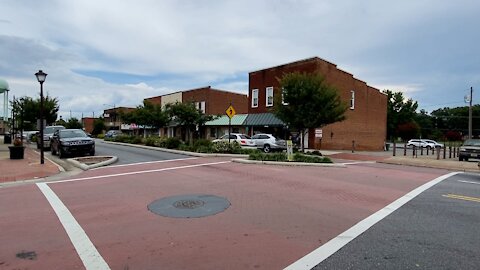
[[350, 90, 355, 110], [252, 89, 258, 108], [281, 87, 288, 105], [266, 86, 274, 107]]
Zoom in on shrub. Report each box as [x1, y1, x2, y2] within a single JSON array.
[[293, 153, 332, 163], [193, 139, 212, 149], [144, 136, 160, 146], [178, 143, 193, 152], [165, 137, 182, 149], [248, 152, 287, 162], [97, 133, 105, 139], [212, 141, 242, 153]]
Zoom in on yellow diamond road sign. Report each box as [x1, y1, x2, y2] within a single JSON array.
[[226, 105, 236, 119]]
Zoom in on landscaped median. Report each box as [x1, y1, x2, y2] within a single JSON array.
[[103, 135, 345, 166]]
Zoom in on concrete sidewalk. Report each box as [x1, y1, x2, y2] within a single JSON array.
[[0, 136, 60, 183]]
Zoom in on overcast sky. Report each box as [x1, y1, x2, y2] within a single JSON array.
[[1, 0, 479, 120]]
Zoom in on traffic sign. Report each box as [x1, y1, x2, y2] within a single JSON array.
[[226, 105, 236, 119]]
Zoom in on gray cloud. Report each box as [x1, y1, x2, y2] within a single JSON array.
[[0, 0, 479, 119]]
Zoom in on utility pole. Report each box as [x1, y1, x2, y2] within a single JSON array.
[[469, 87, 473, 139]]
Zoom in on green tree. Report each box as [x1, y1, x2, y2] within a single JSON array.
[[396, 121, 420, 141], [10, 95, 60, 130], [65, 117, 83, 129], [274, 72, 347, 151], [121, 101, 170, 136], [383, 90, 418, 140], [165, 101, 213, 144], [92, 118, 105, 136], [414, 109, 435, 139]]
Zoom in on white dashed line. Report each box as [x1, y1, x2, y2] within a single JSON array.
[[458, 180, 480, 185], [284, 171, 460, 270]]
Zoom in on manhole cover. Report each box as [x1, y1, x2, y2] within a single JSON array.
[[148, 194, 230, 218]]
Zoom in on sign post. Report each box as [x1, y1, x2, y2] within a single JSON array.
[[225, 105, 236, 144], [286, 140, 294, 161]]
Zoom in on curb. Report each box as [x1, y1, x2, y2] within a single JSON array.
[[67, 156, 118, 170], [231, 158, 347, 167]]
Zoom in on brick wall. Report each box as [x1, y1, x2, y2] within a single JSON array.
[[248, 57, 387, 151], [182, 86, 248, 115]]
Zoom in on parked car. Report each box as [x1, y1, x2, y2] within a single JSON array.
[[458, 139, 480, 161], [37, 125, 65, 149], [406, 139, 443, 149], [212, 133, 256, 148], [50, 129, 95, 158], [251, 133, 286, 153], [105, 130, 122, 138]]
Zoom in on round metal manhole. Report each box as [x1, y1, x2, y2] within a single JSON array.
[[148, 194, 230, 218]]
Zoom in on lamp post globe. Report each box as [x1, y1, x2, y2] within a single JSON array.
[[35, 70, 47, 164]]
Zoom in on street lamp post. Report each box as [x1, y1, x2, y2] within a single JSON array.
[[35, 70, 47, 164]]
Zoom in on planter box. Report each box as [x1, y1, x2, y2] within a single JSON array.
[[8, 146, 25, 159]]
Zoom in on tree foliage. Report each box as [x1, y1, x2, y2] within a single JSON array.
[[65, 117, 83, 129], [165, 101, 213, 144], [11, 95, 60, 130], [383, 90, 418, 140], [274, 72, 347, 151], [92, 118, 105, 136], [121, 101, 169, 130]]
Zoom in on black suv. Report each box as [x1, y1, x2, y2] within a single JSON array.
[[50, 129, 95, 158]]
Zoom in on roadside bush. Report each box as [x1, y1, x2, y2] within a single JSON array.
[[248, 152, 287, 162], [248, 152, 332, 163], [178, 143, 194, 152], [305, 150, 322, 156], [97, 133, 105, 139], [212, 141, 242, 153], [144, 136, 161, 146], [232, 148, 261, 155], [165, 137, 182, 149], [193, 139, 212, 149], [293, 153, 332, 163], [129, 136, 142, 144]]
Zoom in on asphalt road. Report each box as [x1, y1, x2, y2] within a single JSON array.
[[312, 172, 480, 270], [93, 139, 190, 165]]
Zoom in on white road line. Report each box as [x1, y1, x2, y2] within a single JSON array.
[[90, 157, 198, 170], [37, 182, 110, 270], [49, 161, 231, 184], [284, 171, 460, 270], [458, 180, 480, 185]]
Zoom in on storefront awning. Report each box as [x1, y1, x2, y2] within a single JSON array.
[[204, 114, 248, 126], [244, 113, 285, 127]]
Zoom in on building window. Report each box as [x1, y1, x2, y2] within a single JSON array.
[[252, 89, 258, 108], [281, 87, 288, 105], [350, 90, 355, 110], [195, 101, 206, 113], [266, 87, 274, 107]]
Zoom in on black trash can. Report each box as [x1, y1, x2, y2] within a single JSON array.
[[4, 134, 11, 144], [385, 142, 390, 151]]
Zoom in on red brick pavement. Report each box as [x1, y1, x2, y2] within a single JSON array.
[[0, 147, 60, 183]]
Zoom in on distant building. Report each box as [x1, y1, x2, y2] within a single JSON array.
[[81, 117, 96, 134], [144, 86, 248, 138], [248, 57, 387, 151], [103, 107, 135, 131]]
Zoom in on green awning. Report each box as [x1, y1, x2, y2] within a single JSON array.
[[205, 114, 248, 126], [244, 113, 285, 127]]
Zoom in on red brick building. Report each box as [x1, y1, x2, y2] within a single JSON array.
[[144, 86, 247, 115], [144, 86, 248, 138], [248, 57, 387, 151], [81, 117, 96, 134]]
